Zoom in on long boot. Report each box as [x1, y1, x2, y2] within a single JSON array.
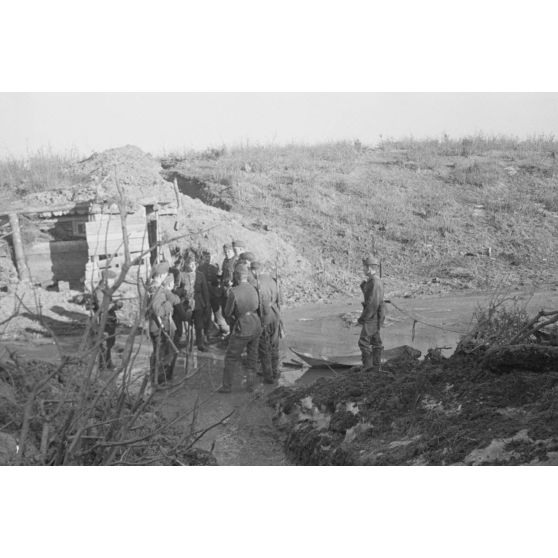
[[371, 347, 383, 372], [219, 358, 236, 393], [362, 353, 374, 372]]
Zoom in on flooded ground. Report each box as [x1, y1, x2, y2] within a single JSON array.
[[3, 288, 558, 465]]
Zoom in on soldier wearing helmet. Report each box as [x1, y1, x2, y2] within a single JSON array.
[[218, 264, 262, 393], [233, 251, 257, 287], [357, 255, 386, 372]]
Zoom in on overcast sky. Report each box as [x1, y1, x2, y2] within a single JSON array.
[[1, 92, 558, 157]]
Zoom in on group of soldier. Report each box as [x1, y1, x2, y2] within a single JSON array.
[[146, 239, 283, 393], [91, 244, 385, 394]]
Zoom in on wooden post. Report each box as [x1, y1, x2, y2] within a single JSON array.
[[9, 212, 30, 281], [173, 177, 182, 209]]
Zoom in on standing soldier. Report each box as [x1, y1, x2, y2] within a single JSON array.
[[91, 269, 123, 370], [232, 239, 244, 260], [169, 261, 190, 347], [218, 265, 262, 393], [199, 250, 229, 336], [147, 262, 180, 386], [357, 256, 386, 372], [179, 255, 211, 352], [251, 261, 282, 384], [233, 251, 257, 287], [220, 243, 237, 320]]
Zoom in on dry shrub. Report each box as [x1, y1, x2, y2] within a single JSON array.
[[457, 292, 531, 354]]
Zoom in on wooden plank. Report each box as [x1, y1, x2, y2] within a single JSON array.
[[86, 231, 147, 242], [85, 220, 146, 233], [88, 214, 146, 228], [85, 229, 147, 244], [87, 240, 147, 255], [25, 240, 88, 255]]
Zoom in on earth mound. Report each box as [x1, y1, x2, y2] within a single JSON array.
[[269, 353, 558, 465]]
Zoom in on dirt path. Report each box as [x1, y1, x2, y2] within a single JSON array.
[[155, 350, 287, 466]]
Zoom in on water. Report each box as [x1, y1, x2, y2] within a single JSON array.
[[281, 289, 558, 364]]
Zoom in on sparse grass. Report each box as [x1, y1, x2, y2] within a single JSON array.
[[3, 136, 558, 297], [0, 147, 84, 196], [160, 136, 558, 295]]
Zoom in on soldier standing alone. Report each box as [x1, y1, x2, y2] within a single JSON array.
[[357, 256, 386, 372]]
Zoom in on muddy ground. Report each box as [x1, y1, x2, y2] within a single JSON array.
[[268, 354, 558, 466], [3, 287, 558, 465]]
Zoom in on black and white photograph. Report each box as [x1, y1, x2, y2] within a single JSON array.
[[2, 1, 557, 556], [2, 91, 558, 468]]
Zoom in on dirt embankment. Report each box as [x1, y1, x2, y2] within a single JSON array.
[[268, 352, 558, 466], [162, 141, 558, 299]]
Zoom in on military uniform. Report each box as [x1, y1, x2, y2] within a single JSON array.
[[92, 288, 120, 369], [358, 273, 385, 372], [199, 258, 229, 335], [147, 279, 180, 385], [253, 269, 282, 383], [176, 269, 210, 351], [233, 254, 257, 287], [220, 253, 237, 315], [220, 281, 262, 392]]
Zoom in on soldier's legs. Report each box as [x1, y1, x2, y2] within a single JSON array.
[[150, 332, 162, 385], [192, 309, 208, 351], [358, 326, 374, 372], [104, 333, 116, 369], [258, 326, 273, 382], [371, 331, 383, 371], [164, 337, 178, 381], [173, 312, 184, 345], [245, 331, 262, 390], [269, 321, 280, 380], [359, 326, 383, 372], [221, 335, 247, 392]]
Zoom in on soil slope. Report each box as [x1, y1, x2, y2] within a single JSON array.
[[163, 138, 558, 298]]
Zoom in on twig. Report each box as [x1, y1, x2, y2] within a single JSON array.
[[185, 409, 236, 450]]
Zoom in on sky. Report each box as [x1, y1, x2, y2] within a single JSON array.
[[1, 93, 558, 158]]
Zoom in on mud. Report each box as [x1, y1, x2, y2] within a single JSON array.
[[269, 354, 558, 465], [3, 289, 558, 465]]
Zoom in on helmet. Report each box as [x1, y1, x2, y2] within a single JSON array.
[[241, 251, 256, 263], [362, 255, 380, 266]]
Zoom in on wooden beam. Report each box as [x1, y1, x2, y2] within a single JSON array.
[[173, 177, 182, 209], [8, 212, 30, 281]]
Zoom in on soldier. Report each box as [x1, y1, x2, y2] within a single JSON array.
[[91, 269, 123, 370], [199, 250, 229, 336], [251, 261, 282, 384], [220, 243, 237, 319], [169, 262, 190, 347], [232, 239, 245, 259], [178, 255, 210, 352], [357, 255, 386, 372], [147, 262, 180, 386], [218, 265, 262, 393], [233, 251, 257, 287]]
